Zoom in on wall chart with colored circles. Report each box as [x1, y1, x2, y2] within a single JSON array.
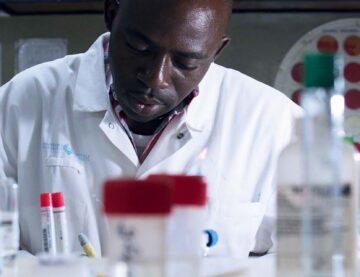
[[274, 18, 360, 150]]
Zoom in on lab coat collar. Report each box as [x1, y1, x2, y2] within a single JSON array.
[[184, 63, 219, 133], [73, 33, 110, 112], [185, 96, 208, 133]]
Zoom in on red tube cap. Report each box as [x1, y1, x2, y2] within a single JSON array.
[[103, 178, 172, 215], [40, 193, 52, 207], [148, 174, 207, 206], [52, 192, 65, 208]]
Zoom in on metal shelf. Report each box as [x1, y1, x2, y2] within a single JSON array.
[[0, 0, 103, 15], [234, 0, 360, 12], [0, 0, 359, 15]]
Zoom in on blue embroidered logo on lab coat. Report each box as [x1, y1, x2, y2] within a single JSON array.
[[41, 143, 90, 162]]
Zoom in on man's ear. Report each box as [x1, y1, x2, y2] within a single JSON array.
[[104, 0, 119, 31], [214, 35, 231, 60]]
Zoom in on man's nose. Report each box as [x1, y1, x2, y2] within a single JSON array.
[[137, 55, 170, 90]]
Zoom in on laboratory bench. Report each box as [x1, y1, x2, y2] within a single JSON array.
[[1, 252, 274, 277]]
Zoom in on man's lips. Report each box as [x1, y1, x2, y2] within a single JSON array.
[[122, 93, 166, 116], [128, 93, 164, 106]]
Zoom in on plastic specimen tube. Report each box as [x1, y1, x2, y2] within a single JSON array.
[[40, 193, 57, 254]]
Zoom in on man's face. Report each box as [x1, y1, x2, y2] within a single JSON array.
[[108, 0, 228, 123]]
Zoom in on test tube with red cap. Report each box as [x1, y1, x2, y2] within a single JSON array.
[[40, 193, 56, 254], [148, 174, 207, 276], [103, 178, 172, 276], [52, 192, 69, 254]]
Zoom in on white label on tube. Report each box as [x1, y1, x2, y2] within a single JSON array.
[[53, 207, 69, 254], [40, 207, 56, 254]]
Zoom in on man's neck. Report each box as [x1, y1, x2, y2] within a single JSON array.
[[127, 117, 164, 135]]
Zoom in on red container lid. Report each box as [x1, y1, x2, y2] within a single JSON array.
[[148, 174, 207, 206], [103, 178, 172, 215], [40, 193, 52, 208], [52, 192, 65, 208]]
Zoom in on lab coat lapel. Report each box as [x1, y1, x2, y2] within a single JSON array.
[[70, 33, 140, 167], [136, 115, 191, 176], [137, 93, 212, 177], [99, 109, 139, 167]]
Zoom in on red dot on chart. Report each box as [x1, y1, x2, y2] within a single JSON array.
[[344, 35, 360, 56], [291, 89, 301, 105], [345, 89, 360, 110], [344, 62, 360, 83], [354, 142, 360, 152], [291, 63, 303, 83], [317, 35, 339, 53]]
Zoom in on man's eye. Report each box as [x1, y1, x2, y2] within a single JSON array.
[[173, 59, 198, 71], [125, 40, 149, 53]]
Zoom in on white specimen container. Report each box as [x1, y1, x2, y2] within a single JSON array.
[[103, 178, 172, 277]]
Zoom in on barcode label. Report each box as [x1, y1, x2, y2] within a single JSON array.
[[42, 228, 49, 252]]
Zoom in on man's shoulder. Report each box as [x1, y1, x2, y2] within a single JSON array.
[[202, 64, 302, 150], [1, 54, 80, 97], [190, 64, 301, 137], [203, 63, 301, 114], [0, 55, 79, 120], [202, 63, 277, 96]]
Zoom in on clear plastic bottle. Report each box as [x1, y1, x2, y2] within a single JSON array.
[[0, 179, 19, 263], [276, 53, 357, 277], [103, 178, 172, 277]]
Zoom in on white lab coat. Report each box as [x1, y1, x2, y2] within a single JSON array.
[[0, 33, 301, 257]]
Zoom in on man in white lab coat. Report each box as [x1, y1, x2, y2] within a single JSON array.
[[0, 0, 300, 256]]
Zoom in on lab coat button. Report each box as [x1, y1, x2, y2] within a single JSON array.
[[177, 132, 185, 139], [108, 122, 115, 129]]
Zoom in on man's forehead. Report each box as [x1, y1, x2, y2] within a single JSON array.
[[118, 0, 228, 34], [119, 0, 229, 17], [120, 0, 227, 7], [114, 0, 230, 54]]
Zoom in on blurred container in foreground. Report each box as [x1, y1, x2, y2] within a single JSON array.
[[277, 52, 358, 277], [148, 174, 207, 276], [103, 178, 172, 277]]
